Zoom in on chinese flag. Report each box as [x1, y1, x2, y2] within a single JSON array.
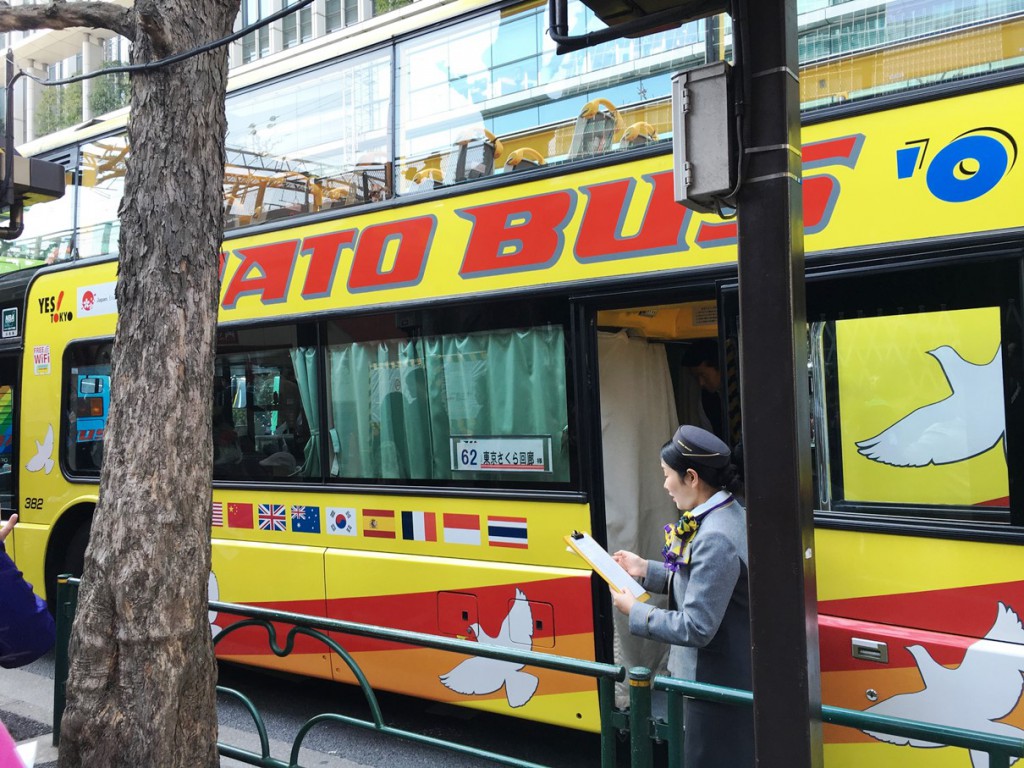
[[228, 502, 254, 529]]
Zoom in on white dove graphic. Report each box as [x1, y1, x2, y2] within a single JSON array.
[[863, 602, 1024, 768], [856, 345, 1004, 467], [208, 571, 222, 638], [439, 588, 538, 708], [25, 425, 55, 474]]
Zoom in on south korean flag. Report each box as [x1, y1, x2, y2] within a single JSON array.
[[327, 507, 357, 536]]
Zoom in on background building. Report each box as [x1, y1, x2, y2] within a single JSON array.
[[0, 0, 410, 143]]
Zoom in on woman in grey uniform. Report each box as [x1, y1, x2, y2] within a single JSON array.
[[612, 424, 753, 767]]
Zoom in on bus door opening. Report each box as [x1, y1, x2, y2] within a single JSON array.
[[593, 299, 736, 702]]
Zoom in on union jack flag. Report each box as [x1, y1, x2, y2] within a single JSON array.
[[257, 503, 287, 531]]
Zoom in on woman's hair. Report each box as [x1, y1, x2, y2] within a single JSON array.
[[660, 438, 743, 496]]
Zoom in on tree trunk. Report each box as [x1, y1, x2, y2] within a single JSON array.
[[59, 3, 240, 766]]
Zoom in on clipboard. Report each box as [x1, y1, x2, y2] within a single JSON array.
[[565, 531, 649, 602]]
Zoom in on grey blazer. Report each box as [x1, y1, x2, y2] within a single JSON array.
[[627, 496, 753, 766]]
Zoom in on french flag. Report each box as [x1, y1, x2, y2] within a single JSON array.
[[401, 510, 437, 542]]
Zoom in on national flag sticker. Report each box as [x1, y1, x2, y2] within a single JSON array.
[[443, 513, 481, 546], [487, 516, 528, 548], [401, 510, 437, 542], [363, 509, 396, 539], [291, 505, 321, 534], [258, 503, 287, 532], [211, 501, 224, 528], [326, 507, 357, 536], [227, 502, 254, 529]]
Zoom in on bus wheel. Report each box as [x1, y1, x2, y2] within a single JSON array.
[[62, 522, 90, 579], [46, 517, 92, 613]]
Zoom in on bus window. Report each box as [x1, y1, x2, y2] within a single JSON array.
[[223, 47, 392, 226], [77, 136, 128, 260], [0, 359, 16, 511], [810, 306, 1009, 521], [325, 316, 570, 486], [213, 324, 317, 483], [63, 342, 113, 474], [393, 3, 696, 192], [0, 160, 75, 269]]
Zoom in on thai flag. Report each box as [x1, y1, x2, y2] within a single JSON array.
[[487, 516, 528, 548]]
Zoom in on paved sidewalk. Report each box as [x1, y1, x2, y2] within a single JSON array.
[[0, 652, 366, 767], [0, 657, 58, 768]]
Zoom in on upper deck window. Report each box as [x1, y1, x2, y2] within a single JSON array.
[[394, 3, 701, 194]]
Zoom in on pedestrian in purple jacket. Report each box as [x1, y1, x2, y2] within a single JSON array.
[[0, 513, 56, 668]]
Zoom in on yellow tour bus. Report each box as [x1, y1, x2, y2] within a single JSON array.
[[1, 0, 1022, 763]]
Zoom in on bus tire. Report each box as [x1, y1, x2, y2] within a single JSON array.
[[45, 512, 93, 614]]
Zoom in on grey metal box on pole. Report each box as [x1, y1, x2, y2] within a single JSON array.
[[672, 61, 737, 214]]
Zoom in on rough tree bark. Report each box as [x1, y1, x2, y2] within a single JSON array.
[[0, 1, 240, 765]]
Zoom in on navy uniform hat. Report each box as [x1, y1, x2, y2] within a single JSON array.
[[669, 425, 731, 469]]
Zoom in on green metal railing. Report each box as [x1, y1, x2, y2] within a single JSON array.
[[52, 576, 625, 767], [52, 576, 1024, 768]]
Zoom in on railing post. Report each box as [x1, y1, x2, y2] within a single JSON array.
[[51, 574, 78, 747], [597, 676, 618, 768], [628, 667, 652, 768], [665, 689, 684, 768]]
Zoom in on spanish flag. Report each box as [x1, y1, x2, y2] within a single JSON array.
[[363, 508, 396, 539]]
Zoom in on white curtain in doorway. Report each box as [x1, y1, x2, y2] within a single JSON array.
[[597, 331, 679, 700]]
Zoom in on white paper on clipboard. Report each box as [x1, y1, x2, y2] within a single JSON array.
[[565, 531, 649, 602]]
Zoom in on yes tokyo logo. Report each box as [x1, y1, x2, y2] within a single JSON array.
[[38, 292, 72, 323], [897, 127, 1017, 203]]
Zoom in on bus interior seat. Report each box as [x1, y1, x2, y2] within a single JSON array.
[[408, 167, 444, 192], [503, 147, 546, 173], [344, 161, 392, 204], [568, 98, 623, 160], [443, 130, 504, 183], [619, 122, 658, 150]]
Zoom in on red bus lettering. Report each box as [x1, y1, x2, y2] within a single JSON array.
[[300, 230, 356, 299], [458, 191, 575, 277], [222, 241, 300, 308], [802, 134, 865, 168], [575, 171, 690, 261], [348, 217, 435, 292], [694, 174, 839, 246], [803, 174, 840, 234]]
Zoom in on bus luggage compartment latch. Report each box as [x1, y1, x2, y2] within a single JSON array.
[[851, 637, 889, 663]]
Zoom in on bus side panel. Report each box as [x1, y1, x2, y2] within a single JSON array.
[[210, 539, 332, 680], [19, 263, 118, 597], [817, 528, 1024, 767], [324, 550, 599, 731], [208, 493, 598, 727]]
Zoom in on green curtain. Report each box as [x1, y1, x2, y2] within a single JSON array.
[[327, 325, 568, 482], [289, 347, 321, 477]]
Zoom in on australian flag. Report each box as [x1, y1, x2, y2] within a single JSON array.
[[291, 505, 321, 534]]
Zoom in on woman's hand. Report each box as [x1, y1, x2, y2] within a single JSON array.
[[610, 586, 636, 615], [612, 550, 648, 580], [0, 513, 17, 544]]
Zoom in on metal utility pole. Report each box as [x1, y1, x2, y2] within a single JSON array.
[[736, 0, 824, 765]]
